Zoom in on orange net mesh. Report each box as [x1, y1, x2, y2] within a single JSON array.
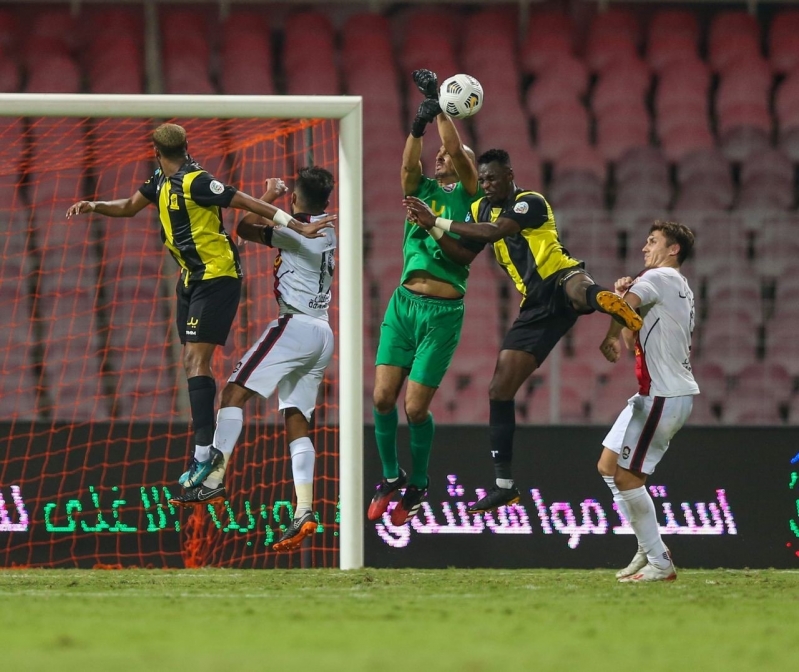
[[0, 115, 340, 568]]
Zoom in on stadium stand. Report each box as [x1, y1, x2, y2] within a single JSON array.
[[1, 1, 798, 425]]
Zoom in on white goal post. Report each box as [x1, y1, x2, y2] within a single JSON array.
[[0, 93, 364, 570]]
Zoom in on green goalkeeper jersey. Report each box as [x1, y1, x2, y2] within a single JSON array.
[[400, 177, 483, 295]]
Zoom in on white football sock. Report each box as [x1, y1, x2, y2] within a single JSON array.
[[214, 407, 244, 459], [602, 475, 632, 525], [290, 437, 315, 514], [619, 486, 671, 570], [194, 445, 211, 461], [203, 407, 244, 488]]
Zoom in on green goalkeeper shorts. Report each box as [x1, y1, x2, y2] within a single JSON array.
[[375, 285, 464, 388]]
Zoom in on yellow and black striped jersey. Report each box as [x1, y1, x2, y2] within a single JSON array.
[[468, 189, 581, 307], [139, 160, 242, 285]]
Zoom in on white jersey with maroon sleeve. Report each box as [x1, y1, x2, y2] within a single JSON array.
[[270, 214, 336, 321], [627, 267, 699, 398]]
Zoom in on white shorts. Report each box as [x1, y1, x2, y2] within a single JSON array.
[[230, 313, 334, 421], [603, 393, 694, 475]]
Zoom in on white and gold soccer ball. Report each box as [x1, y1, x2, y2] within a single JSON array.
[[438, 74, 484, 119]]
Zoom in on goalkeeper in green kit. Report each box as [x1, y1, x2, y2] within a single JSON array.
[[368, 69, 484, 526]]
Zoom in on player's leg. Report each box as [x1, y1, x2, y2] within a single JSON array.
[[469, 307, 576, 514], [177, 277, 241, 490], [390, 293, 464, 526], [563, 270, 642, 332], [370, 288, 417, 519], [616, 395, 693, 582], [272, 321, 333, 551], [465, 348, 536, 514], [599, 399, 647, 578], [170, 314, 292, 506]]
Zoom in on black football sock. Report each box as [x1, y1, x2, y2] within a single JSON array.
[[188, 375, 216, 451], [489, 399, 516, 482]]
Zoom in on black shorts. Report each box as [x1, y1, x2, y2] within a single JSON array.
[[176, 276, 242, 345], [502, 267, 592, 364]]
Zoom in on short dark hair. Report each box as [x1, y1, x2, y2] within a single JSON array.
[[477, 148, 511, 167], [296, 166, 334, 213], [651, 220, 694, 264], [152, 123, 188, 161]]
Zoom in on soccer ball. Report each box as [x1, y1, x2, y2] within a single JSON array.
[[438, 74, 484, 119]]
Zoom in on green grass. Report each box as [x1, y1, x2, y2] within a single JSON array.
[[0, 569, 795, 672]]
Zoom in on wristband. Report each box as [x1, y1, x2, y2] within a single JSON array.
[[429, 227, 444, 240], [272, 209, 292, 228], [434, 217, 453, 232]]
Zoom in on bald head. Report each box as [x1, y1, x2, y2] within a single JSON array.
[[153, 123, 188, 161]]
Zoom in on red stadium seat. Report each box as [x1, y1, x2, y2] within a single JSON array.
[[769, 10, 799, 74], [553, 145, 607, 182], [596, 102, 651, 162], [647, 33, 698, 72]]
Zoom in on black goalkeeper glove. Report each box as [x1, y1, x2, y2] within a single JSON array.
[[410, 98, 442, 138], [412, 68, 439, 99]]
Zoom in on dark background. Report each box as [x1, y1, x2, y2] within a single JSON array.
[[364, 426, 799, 569], [1, 424, 797, 569]]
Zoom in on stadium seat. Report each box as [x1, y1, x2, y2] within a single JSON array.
[[695, 324, 758, 376], [689, 362, 728, 406], [708, 11, 762, 74], [740, 149, 793, 211], [549, 171, 605, 211], [647, 33, 698, 72], [722, 391, 785, 425], [525, 56, 589, 114], [586, 33, 638, 74], [769, 10, 799, 74], [590, 365, 638, 425], [596, 102, 651, 162], [521, 9, 575, 74], [535, 101, 590, 162]]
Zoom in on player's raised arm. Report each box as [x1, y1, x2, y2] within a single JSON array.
[[66, 191, 150, 219], [403, 195, 518, 244], [436, 113, 478, 196]]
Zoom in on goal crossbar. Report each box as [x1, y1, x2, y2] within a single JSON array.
[[0, 92, 364, 570]]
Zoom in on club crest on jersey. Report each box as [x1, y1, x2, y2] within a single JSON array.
[[513, 201, 529, 214], [622, 446, 631, 459], [210, 180, 225, 194]]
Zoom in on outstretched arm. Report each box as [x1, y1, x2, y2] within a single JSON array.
[[436, 113, 478, 196], [403, 196, 519, 244], [66, 191, 150, 219], [230, 190, 334, 239]]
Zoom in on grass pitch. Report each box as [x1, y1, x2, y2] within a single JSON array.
[[0, 569, 794, 672]]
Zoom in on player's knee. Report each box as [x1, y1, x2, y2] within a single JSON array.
[[597, 460, 613, 478], [488, 378, 513, 401], [220, 383, 246, 408], [404, 401, 430, 425], [373, 387, 397, 414]]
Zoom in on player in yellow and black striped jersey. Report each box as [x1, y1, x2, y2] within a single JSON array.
[[66, 123, 334, 492], [403, 148, 642, 514]]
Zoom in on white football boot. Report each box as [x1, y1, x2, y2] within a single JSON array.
[[616, 545, 648, 579], [618, 561, 677, 583]]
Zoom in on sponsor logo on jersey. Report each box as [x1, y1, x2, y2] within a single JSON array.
[[513, 201, 529, 214], [210, 180, 225, 194]]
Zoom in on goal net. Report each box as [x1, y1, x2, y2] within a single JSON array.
[[0, 94, 363, 569]]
